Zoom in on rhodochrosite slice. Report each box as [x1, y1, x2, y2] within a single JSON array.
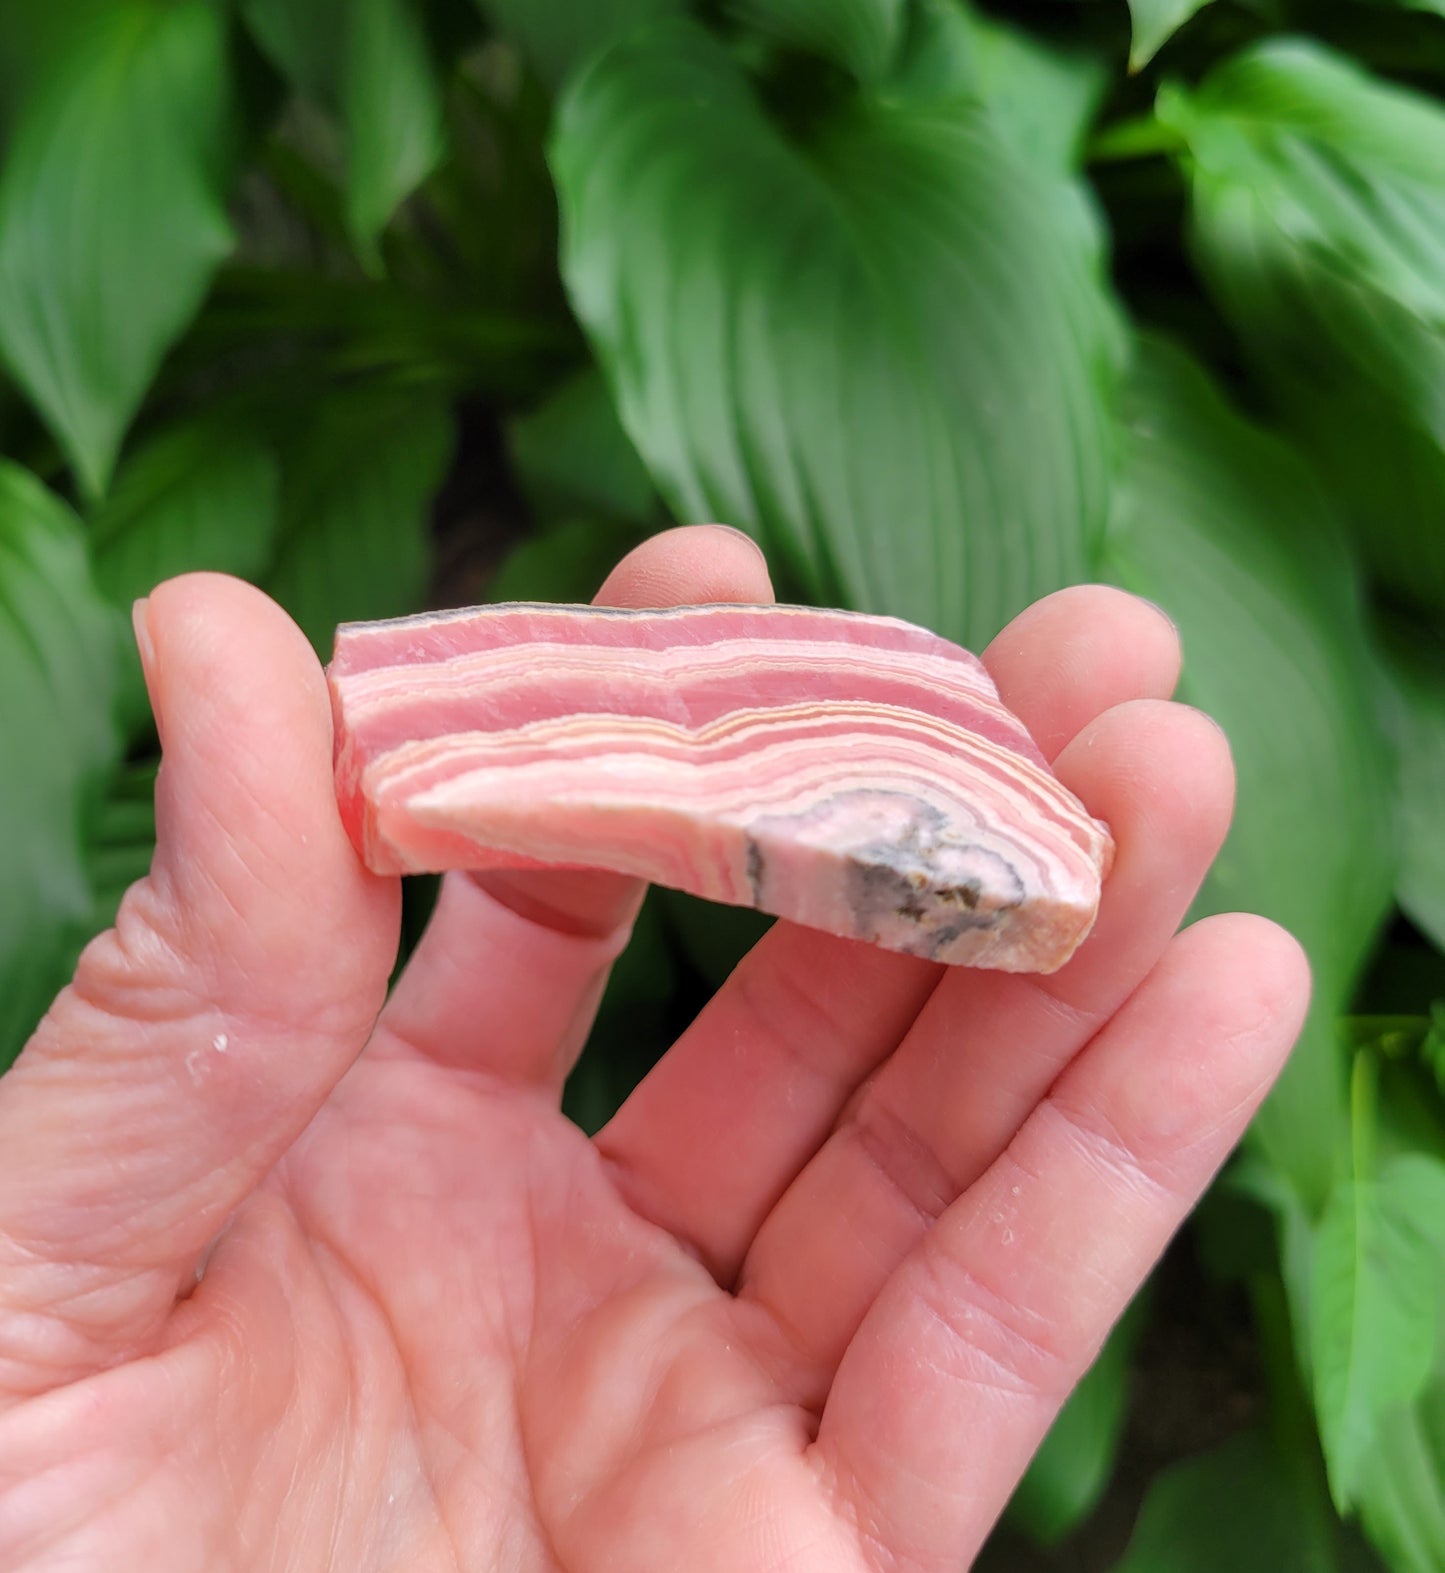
[[328, 603, 1112, 972]]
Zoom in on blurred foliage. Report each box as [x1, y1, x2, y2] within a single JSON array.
[[0, 0, 1442, 1565]]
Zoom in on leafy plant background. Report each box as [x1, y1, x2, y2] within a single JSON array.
[[1, 0, 1443, 1565]]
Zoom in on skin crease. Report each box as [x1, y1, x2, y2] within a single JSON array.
[[0, 525, 1310, 1572]]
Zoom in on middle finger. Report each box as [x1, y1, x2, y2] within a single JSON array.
[[735, 694, 1234, 1399], [596, 587, 1183, 1281]]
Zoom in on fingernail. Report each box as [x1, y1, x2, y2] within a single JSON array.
[[132, 597, 164, 746], [710, 523, 768, 566], [1138, 595, 1180, 640]]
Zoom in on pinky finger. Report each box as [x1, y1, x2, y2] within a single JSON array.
[[810, 914, 1310, 1573]]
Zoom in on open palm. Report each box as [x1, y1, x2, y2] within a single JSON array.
[[0, 527, 1307, 1572]]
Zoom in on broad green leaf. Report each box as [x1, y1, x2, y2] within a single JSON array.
[[1156, 1249, 1385, 1571], [486, 519, 651, 605], [1128, 0, 1214, 69], [1160, 41, 1445, 613], [1428, 1007, 1445, 1095], [731, 0, 907, 82], [604, 893, 676, 1038], [552, 19, 1120, 652], [1357, 1377, 1445, 1572], [1194, 1174, 1282, 1285], [0, 463, 121, 1069], [1355, 0, 1445, 21], [476, 0, 681, 88], [85, 757, 157, 938], [1313, 1153, 1445, 1507], [88, 416, 281, 739], [0, 0, 117, 124], [1351, 1188, 1445, 1571], [1009, 1297, 1142, 1543], [90, 419, 281, 610], [0, 1, 236, 496], [507, 369, 657, 524], [267, 386, 454, 653], [564, 890, 678, 1133], [1227, 1151, 1321, 1387], [1105, 336, 1395, 1208], [243, 0, 444, 255], [345, 0, 446, 256], [1114, 1430, 1351, 1572], [658, 890, 772, 990], [893, 3, 1108, 175], [1377, 624, 1445, 952], [241, 0, 343, 107], [956, 10, 1108, 173]]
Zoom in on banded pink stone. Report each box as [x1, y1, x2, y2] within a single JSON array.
[[328, 603, 1113, 972]]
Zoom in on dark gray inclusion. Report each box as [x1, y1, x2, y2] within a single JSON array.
[[745, 836, 766, 897], [746, 790, 1026, 961]]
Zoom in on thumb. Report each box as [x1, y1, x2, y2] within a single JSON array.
[[0, 574, 398, 1398]]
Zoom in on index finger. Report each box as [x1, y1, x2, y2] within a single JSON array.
[[375, 524, 775, 1084]]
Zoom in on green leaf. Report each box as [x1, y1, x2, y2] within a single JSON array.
[[0, 463, 121, 1069], [86, 756, 157, 937], [477, 0, 682, 88], [0, 0, 117, 122], [1313, 1151, 1445, 1507], [955, 9, 1108, 173], [1160, 40, 1445, 614], [345, 0, 446, 257], [1105, 336, 1395, 1208], [88, 415, 281, 739], [1356, 1377, 1445, 1573], [1009, 1296, 1142, 1543], [1114, 1430, 1350, 1572], [90, 418, 281, 609], [1128, 0, 1214, 69], [241, 0, 344, 108], [564, 890, 679, 1133], [507, 369, 657, 523], [1346, 1139, 1445, 1569], [893, 3, 1108, 175], [0, 1, 236, 496], [730, 0, 907, 82], [266, 386, 454, 654], [1377, 623, 1445, 953], [552, 19, 1121, 652], [658, 890, 773, 990], [243, 0, 445, 256], [486, 518, 651, 605]]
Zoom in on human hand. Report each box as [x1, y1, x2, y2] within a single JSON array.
[[0, 525, 1309, 1571]]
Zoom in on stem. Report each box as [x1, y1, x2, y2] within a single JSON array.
[[1088, 114, 1189, 164], [1349, 1049, 1378, 1185]]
